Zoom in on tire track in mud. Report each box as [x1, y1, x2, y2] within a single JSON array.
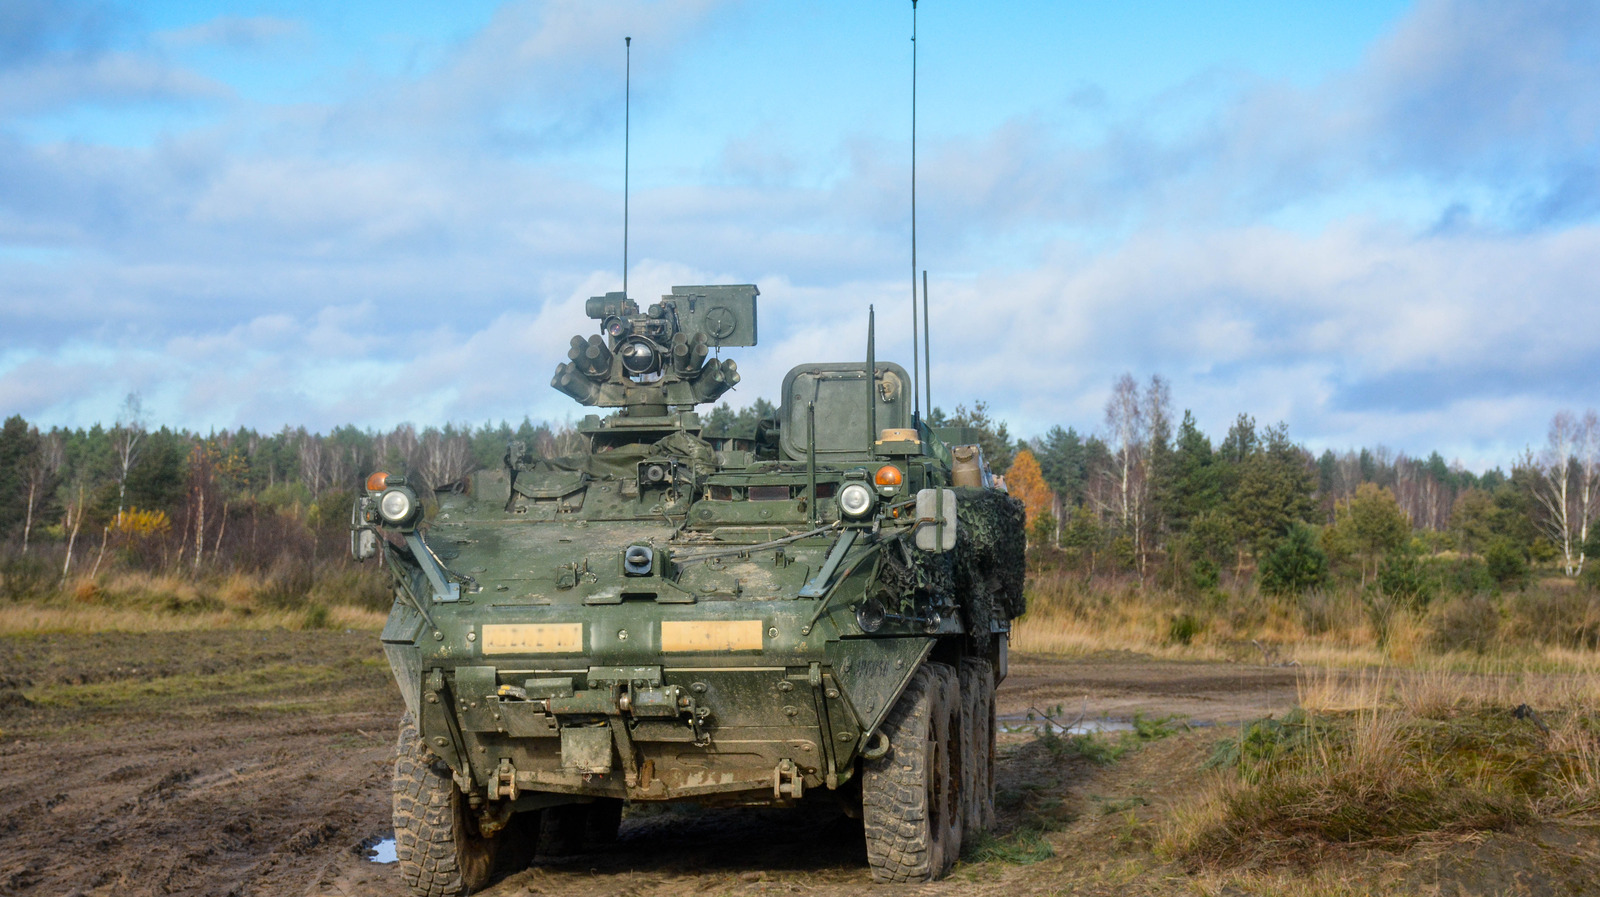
[[0, 713, 397, 897], [0, 635, 1298, 897]]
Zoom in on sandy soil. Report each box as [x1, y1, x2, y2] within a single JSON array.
[[2, 632, 1594, 897]]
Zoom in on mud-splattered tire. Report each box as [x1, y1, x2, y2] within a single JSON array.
[[959, 657, 996, 833], [392, 716, 497, 897], [494, 809, 541, 875], [934, 663, 965, 870], [863, 662, 963, 882]]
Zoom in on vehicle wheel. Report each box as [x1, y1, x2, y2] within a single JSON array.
[[392, 716, 498, 897], [932, 662, 965, 873], [495, 809, 541, 875], [862, 662, 962, 882], [959, 657, 996, 833]]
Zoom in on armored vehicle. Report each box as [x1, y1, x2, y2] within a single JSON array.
[[353, 285, 1025, 894]]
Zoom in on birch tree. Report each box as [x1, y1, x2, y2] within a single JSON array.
[[22, 430, 62, 554], [417, 425, 475, 494], [1527, 411, 1589, 577], [1103, 373, 1146, 533], [1575, 410, 1600, 575], [111, 393, 145, 526]]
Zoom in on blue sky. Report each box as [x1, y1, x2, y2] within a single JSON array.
[[2, 0, 1597, 471]]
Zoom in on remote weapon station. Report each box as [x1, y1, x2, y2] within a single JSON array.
[[353, 14, 1024, 896]]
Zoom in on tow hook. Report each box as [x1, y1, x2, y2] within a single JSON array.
[[773, 758, 804, 800], [493, 757, 519, 800]]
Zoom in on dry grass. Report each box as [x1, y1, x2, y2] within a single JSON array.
[[1162, 663, 1600, 870], [0, 566, 389, 635], [0, 602, 386, 634], [1012, 569, 1377, 663], [1014, 566, 1600, 671]]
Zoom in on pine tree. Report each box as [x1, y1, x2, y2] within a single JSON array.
[[1227, 423, 1316, 558], [1167, 410, 1220, 531], [1033, 425, 1087, 510]]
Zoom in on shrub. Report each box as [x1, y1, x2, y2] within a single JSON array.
[[1160, 533, 1221, 596], [1442, 557, 1493, 596], [1483, 538, 1530, 590], [1427, 595, 1500, 654], [308, 563, 392, 613], [0, 554, 57, 602], [1109, 535, 1138, 571], [1298, 590, 1361, 636], [1259, 524, 1328, 596], [1363, 591, 1406, 648], [1508, 588, 1600, 649], [1190, 556, 1220, 592], [1168, 613, 1202, 646], [1378, 545, 1435, 608], [1028, 510, 1058, 548], [1580, 557, 1600, 592], [259, 558, 316, 610]]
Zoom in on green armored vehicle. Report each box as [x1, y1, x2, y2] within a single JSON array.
[[352, 285, 1024, 894]]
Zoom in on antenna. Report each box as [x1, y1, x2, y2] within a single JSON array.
[[623, 36, 632, 299], [910, 0, 919, 420], [923, 269, 931, 419]]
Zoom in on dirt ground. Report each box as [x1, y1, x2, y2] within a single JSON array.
[[2, 632, 1597, 897]]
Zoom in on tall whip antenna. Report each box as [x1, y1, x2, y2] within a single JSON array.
[[624, 36, 632, 298], [923, 269, 931, 418], [910, 1, 920, 420]]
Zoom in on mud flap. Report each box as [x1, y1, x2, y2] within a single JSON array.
[[560, 725, 613, 774]]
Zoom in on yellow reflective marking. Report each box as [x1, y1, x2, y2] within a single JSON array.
[[661, 620, 764, 653], [481, 623, 583, 654]]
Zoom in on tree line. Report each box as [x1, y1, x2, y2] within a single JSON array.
[[0, 385, 1594, 600], [0, 396, 587, 591], [999, 375, 1600, 596]]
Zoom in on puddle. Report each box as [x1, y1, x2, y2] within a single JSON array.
[[363, 836, 397, 864], [998, 714, 1215, 736], [997, 713, 1135, 736]]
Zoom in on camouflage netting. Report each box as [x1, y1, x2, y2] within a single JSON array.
[[871, 487, 1025, 653], [872, 534, 954, 617], [952, 487, 1026, 651]]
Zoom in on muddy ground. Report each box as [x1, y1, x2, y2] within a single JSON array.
[[2, 631, 1596, 897]]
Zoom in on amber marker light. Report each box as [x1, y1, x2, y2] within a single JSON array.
[[874, 465, 903, 487], [366, 471, 389, 492]]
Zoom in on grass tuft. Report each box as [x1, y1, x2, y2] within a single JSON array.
[[1165, 668, 1600, 870], [961, 827, 1056, 865]]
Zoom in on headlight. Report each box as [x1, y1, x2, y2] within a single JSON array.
[[379, 489, 416, 524], [855, 599, 886, 633], [838, 482, 875, 518]]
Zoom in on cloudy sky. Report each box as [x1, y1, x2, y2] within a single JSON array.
[[2, 0, 1597, 470]]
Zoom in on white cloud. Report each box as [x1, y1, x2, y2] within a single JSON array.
[[155, 15, 305, 50], [2, 0, 1599, 476]]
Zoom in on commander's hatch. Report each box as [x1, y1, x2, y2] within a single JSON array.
[[780, 362, 912, 462]]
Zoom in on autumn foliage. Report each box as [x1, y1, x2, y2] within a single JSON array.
[[1007, 448, 1056, 527]]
